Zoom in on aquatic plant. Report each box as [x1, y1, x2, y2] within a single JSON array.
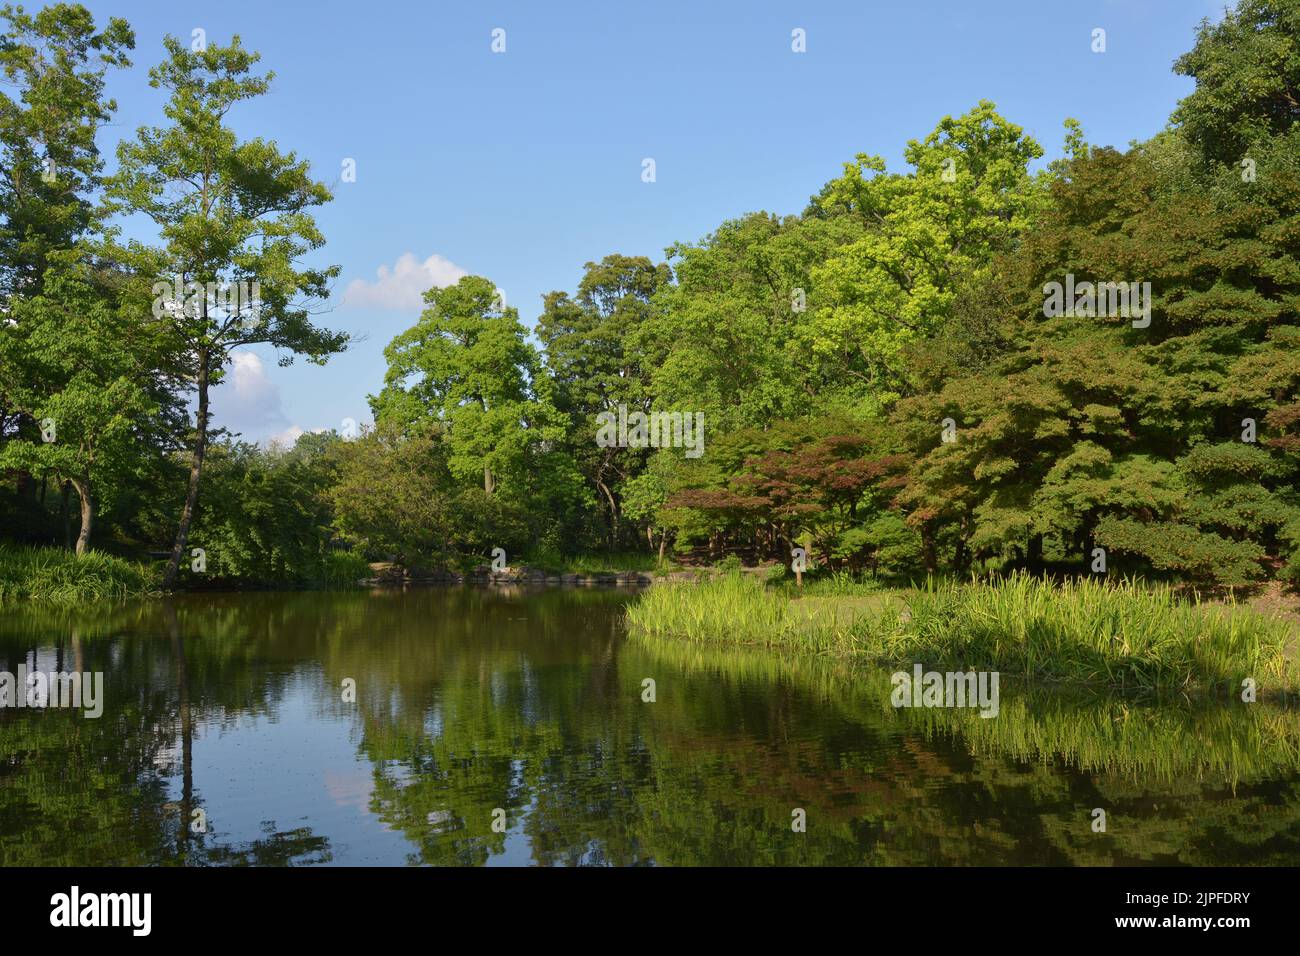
[[0, 544, 157, 604], [626, 572, 1298, 692]]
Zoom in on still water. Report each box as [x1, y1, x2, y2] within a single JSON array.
[[2, 587, 1298, 866]]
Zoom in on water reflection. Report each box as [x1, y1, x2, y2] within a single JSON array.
[[1, 588, 1298, 866]]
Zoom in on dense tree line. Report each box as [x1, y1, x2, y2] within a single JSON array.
[[2, 0, 1298, 587], [0, 5, 342, 583]]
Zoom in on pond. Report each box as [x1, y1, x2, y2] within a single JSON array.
[[1, 587, 1298, 866]]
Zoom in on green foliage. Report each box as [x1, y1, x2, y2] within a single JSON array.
[[1173, 0, 1300, 165], [320, 549, 371, 588], [0, 542, 155, 603], [641, 213, 864, 430], [537, 254, 673, 548], [0, 2, 133, 294], [374, 276, 553, 492], [793, 569, 888, 596], [5, 0, 1300, 598], [842, 514, 922, 577], [897, 574, 1293, 691], [807, 101, 1047, 399], [1096, 517, 1266, 584], [104, 31, 347, 587], [445, 487, 534, 568], [520, 548, 664, 574], [327, 423, 457, 566], [0, 255, 172, 553], [897, 95, 1300, 580], [628, 574, 845, 651], [1282, 546, 1300, 587], [182, 438, 349, 586]]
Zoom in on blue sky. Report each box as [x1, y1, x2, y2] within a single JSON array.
[[81, 0, 1228, 445]]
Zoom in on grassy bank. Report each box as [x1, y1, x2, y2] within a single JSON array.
[[519, 549, 671, 575], [0, 543, 158, 604], [625, 572, 1298, 693], [0, 543, 371, 603]]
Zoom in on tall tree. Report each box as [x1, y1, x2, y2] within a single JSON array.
[[642, 213, 863, 430], [807, 101, 1047, 406], [372, 275, 565, 499], [0, 3, 133, 539], [0, 253, 171, 552], [107, 35, 346, 587], [538, 254, 671, 546], [1173, 0, 1300, 167], [897, 126, 1300, 583], [0, 2, 132, 298]]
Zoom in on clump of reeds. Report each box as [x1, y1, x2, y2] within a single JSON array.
[[626, 571, 1297, 692], [0, 543, 157, 604]]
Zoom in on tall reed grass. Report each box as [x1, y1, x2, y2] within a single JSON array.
[[0, 543, 157, 604], [781, 569, 888, 597], [521, 547, 668, 574], [626, 572, 847, 652], [317, 550, 372, 588], [895, 574, 1294, 692], [625, 572, 1297, 693]]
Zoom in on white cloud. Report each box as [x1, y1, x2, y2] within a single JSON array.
[[266, 424, 305, 449], [266, 425, 334, 450], [340, 252, 467, 311], [226, 352, 280, 413], [214, 350, 303, 447]]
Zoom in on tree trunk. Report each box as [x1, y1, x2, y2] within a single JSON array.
[[921, 522, 938, 574], [595, 477, 619, 549], [483, 463, 495, 496], [70, 476, 93, 555], [1028, 533, 1044, 573], [964, 517, 977, 573], [163, 350, 211, 589], [61, 479, 72, 551]]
